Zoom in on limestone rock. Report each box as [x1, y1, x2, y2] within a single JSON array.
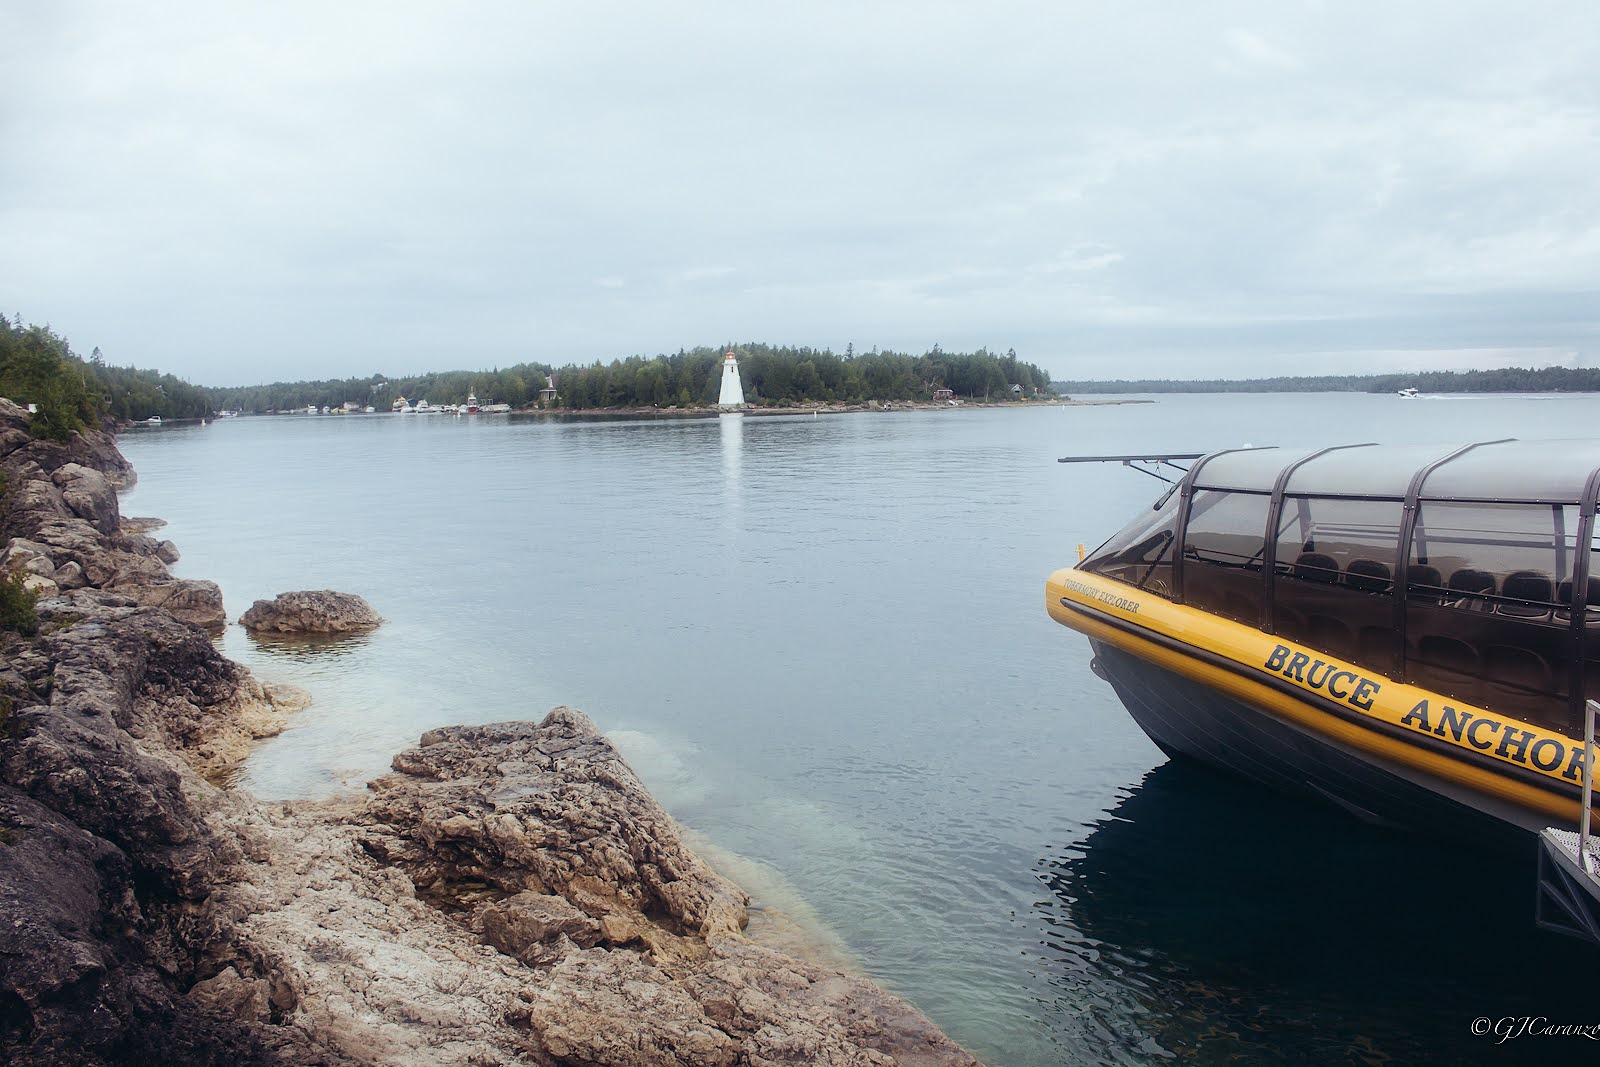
[[24, 518, 113, 581], [51, 560, 86, 590], [239, 589, 382, 634], [361, 708, 750, 943], [0, 538, 56, 577], [473, 889, 604, 962], [19, 574, 56, 597], [195, 801, 541, 1065], [530, 949, 740, 1067], [52, 462, 120, 534], [121, 516, 168, 535], [118, 577, 227, 632], [30, 592, 283, 782], [0, 788, 273, 1066], [682, 937, 981, 1067], [263, 681, 313, 713], [117, 532, 180, 564]]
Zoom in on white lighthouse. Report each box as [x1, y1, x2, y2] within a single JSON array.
[[718, 349, 745, 407]]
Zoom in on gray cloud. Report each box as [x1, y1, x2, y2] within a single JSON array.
[[2, 1, 1596, 384]]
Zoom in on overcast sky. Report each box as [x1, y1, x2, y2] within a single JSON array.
[[3, 2, 1597, 386]]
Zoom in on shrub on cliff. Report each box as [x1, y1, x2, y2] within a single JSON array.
[[0, 318, 103, 441], [0, 570, 39, 636]]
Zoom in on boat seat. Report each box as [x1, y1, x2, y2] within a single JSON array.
[[1446, 568, 1497, 610], [1555, 578, 1600, 623], [1306, 615, 1354, 658], [1582, 660, 1600, 711], [1292, 552, 1341, 585], [1484, 645, 1552, 693], [1415, 633, 1480, 679], [1345, 559, 1392, 595], [1406, 564, 1445, 602], [1222, 592, 1259, 627], [1273, 606, 1306, 636], [1483, 646, 1560, 723], [1358, 626, 1395, 666], [1499, 570, 1554, 619], [1413, 635, 1484, 706]]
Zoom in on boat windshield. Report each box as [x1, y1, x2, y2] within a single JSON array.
[[1081, 488, 1181, 598]]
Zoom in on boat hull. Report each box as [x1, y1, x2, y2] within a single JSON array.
[[1048, 568, 1596, 843], [1091, 639, 1536, 847]]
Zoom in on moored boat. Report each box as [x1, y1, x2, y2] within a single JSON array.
[[1047, 441, 1600, 844]]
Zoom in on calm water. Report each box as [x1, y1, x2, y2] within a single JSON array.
[[117, 394, 1600, 1066]]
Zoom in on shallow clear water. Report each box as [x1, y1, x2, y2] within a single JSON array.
[[117, 394, 1600, 1066]]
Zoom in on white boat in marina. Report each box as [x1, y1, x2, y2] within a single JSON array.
[[415, 400, 436, 414]]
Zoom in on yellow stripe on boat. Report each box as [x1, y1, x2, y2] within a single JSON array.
[[1047, 568, 1595, 824]]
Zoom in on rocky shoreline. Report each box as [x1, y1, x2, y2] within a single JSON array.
[[0, 398, 983, 1066]]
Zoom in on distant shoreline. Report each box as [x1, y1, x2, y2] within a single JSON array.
[[521, 397, 1153, 419], [122, 396, 1155, 427]]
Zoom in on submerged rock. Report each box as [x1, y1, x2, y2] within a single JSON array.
[[238, 589, 382, 634]]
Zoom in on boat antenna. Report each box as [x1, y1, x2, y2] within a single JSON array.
[[1056, 452, 1206, 484]]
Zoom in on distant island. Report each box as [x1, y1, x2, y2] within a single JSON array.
[[1054, 367, 1600, 394], [0, 317, 1056, 422]]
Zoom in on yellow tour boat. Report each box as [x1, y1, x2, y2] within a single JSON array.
[[1047, 441, 1600, 844]]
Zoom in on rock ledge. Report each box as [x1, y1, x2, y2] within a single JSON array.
[[239, 590, 383, 634]]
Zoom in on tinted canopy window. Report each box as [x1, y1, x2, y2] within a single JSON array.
[[1185, 489, 1270, 568], [1271, 496, 1404, 662], [1274, 496, 1404, 583], [1081, 488, 1180, 599], [1408, 501, 1578, 611], [1183, 489, 1270, 624], [1404, 501, 1581, 730]]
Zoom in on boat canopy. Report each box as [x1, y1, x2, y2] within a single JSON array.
[[1079, 440, 1600, 739], [1189, 440, 1600, 503]]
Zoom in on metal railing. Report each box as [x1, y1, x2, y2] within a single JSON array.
[[1584, 699, 1597, 876]]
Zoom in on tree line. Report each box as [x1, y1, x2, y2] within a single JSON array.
[[205, 365, 552, 414], [554, 343, 1054, 410], [1054, 366, 1600, 394], [166, 344, 1057, 413], [1, 315, 1059, 425], [0, 316, 212, 436]]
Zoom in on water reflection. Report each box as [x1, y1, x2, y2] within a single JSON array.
[[243, 630, 374, 658], [1035, 761, 1592, 1064], [720, 411, 743, 513]]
